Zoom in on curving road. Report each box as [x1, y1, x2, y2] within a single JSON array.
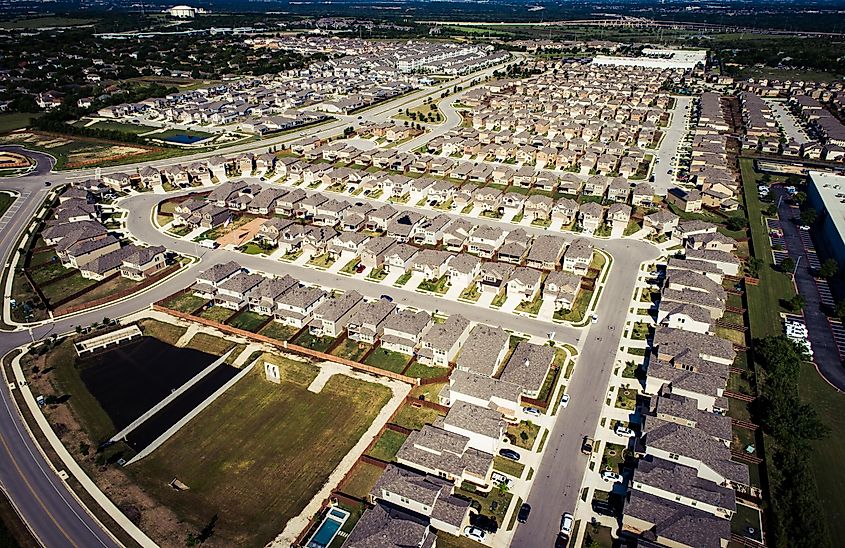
[[0, 51, 663, 548]]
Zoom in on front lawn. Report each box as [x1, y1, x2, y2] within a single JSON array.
[[340, 257, 360, 275], [614, 387, 638, 410], [601, 442, 628, 474], [395, 271, 412, 286], [515, 294, 543, 316], [128, 367, 392, 547], [307, 253, 336, 269], [493, 456, 525, 479], [506, 421, 540, 450], [458, 284, 480, 302], [366, 267, 388, 281], [554, 288, 593, 323], [417, 274, 450, 294], [364, 347, 411, 374]]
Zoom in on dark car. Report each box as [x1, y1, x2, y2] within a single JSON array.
[[517, 503, 531, 523], [44, 181, 51, 186], [499, 448, 521, 461], [581, 436, 594, 455], [380, 294, 394, 302]]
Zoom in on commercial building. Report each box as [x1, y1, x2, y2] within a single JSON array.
[[807, 171, 845, 266]]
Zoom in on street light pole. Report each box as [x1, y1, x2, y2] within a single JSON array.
[[793, 254, 802, 277]]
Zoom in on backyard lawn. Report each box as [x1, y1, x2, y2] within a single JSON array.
[[137, 319, 188, 346], [340, 461, 385, 500], [257, 321, 299, 343], [404, 362, 447, 380], [364, 347, 411, 374], [366, 429, 408, 462], [39, 272, 97, 304], [391, 403, 444, 431], [163, 292, 209, 314], [331, 338, 372, 363], [128, 366, 391, 547], [197, 305, 234, 323], [227, 311, 268, 333], [292, 331, 335, 353], [183, 333, 244, 364]]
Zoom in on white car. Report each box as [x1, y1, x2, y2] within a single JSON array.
[[560, 512, 574, 538], [559, 393, 570, 409], [615, 425, 635, 438], [602, 471, 623, 483], [464, 526, 486, 542], [491, 472, 513, 489], [524, 406, 541, 417], [799, 225, 810, 231], [590, 313, 598, 324]]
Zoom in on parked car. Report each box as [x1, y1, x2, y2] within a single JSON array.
[[491, 472, 512, 489], [524, 406, 541, 417], [590, 313, 598, 324], [44, 181, 51, 186], [499, 448, 521, 461], [602, 470, 623, 483], [581, 436, 594, 455], [559, 393, 570, 409], [615, 425, 635, 438], [517, 503, 531, 523], [559, 512, 574, 539], [464, 526, 486, 542], [799, 225, 810, 231], [380, 294, 394, 302], [355, 264, 366, 274]]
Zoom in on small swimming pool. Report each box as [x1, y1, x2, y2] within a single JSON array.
[[306, 507, 350, 548]]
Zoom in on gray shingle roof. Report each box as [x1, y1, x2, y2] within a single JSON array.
[[455, 324, 509, 376]]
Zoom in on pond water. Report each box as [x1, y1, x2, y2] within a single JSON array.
[[163, 133, 206, 144], [78, 337, 237, 449]]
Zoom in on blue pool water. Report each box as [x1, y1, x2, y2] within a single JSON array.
[[307, 507, 349, 548], [163, 133, 205, 144]]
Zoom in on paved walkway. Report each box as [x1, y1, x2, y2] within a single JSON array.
[[306, 361, 348, 393]]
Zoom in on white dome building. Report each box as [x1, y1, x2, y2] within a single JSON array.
[[168, 5, 197, 18]]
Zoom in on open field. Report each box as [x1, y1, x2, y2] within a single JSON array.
[[0, 17, 98, 29], [0, 113, 42, 134], [799, 364, 845, 544], [129, 365, 392, 547]]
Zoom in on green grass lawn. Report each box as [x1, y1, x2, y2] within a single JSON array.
[[89, 120, 158, 135], [258, 321, 299, 343], [197, 305, 234, 323], [395, 271, 412, 286], [163, 293, 209, 314], [292, 331, 335, 353], [129, 366, 391, 547], [391, 403, 444, 431], [307, 253, 336, 269], [137, 318, 188, 346], [458, 284, 480, 302], [340, 461, 384, 499], [614, 387, 637, 410], [417, 274, 450, 294], [404, 362, 447, 379], [493, 456, 525, 478], [330, 338, 372, 362], [38, 271, 97, 304], [515, 294, 543, 316], [364, 347, 411, 373], [554, 288, 593, 322], [799, 363, 845, 545], [740, 158, 796, 337], [601, 442, 628, 473], [0, 112, 41, 133], [183, 333, 244, 364], [59, 275, 140, 310], [455, 483, 513, 527], [366, 429, 408, 462], [506, 421, 540, 450], [227, 311, 268, 333]]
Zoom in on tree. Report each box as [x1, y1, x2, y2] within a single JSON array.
[[747, 257, 764, 277], [819, 258, 839, 279], [781, 257, 795, 273], [800, 208, 817, 226], [787, 294, 805, 312], [726, 216, 748, 231], [793, 191, 807, 205]]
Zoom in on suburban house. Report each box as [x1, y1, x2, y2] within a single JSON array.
[[526, 234, 567, 271], [455, 324, 509, 377], [417, 314, 471, 368], [274, 285, 327, 327], [119, 245, 168, 280], [381, 309, 432, 355], [543, 270, 582, 311], [499, 342, 556, 399], [347, 298, 397, 344], [310, 290, 364, 338], [562, 238, 594, 276]]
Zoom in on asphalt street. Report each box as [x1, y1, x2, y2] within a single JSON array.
[[0, 51, 666, 548]]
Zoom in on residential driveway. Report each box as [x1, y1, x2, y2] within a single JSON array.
[[327, 251, 354, 273], [477, 291, 496, 308], [774, 187, 845, 390], [500, 294, 521, 313], [538, 299, 556, 322]]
